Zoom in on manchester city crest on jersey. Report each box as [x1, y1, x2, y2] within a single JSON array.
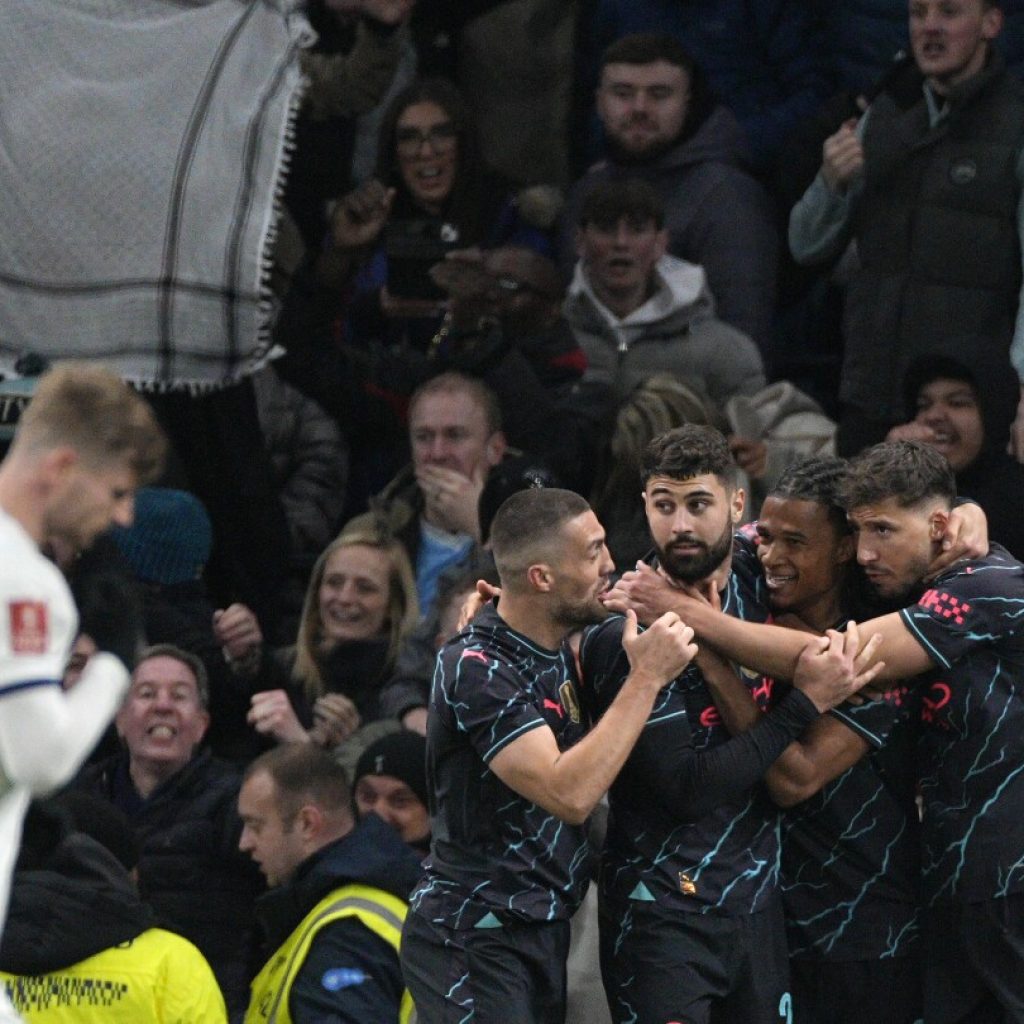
[[678, 872, 697, 896], [559, 680, 581, 724]]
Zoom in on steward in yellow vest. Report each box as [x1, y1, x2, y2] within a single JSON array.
[[239, 748, 422, 1024], [246, 883, 414, 1024], [1, 928, 226, 1024]]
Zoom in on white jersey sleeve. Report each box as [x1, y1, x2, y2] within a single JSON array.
[[0, 514, 77, 695], [0, 511, 128, 794]]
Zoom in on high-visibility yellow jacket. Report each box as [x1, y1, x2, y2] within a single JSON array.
[[245, 883, 414, 1024], [0, 927, 227, 1023]]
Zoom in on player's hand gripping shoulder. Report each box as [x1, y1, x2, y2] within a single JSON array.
[[793, 622, 884, 713], [927, 501, 988, 580], [621, 608, 698, 690], [457, 580, 500, 631]]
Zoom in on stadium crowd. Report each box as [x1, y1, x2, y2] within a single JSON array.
[[2, 0, 1024, 1021]]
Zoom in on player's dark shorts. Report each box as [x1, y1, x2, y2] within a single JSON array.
[[599, 893, 790, 1024], [922, 893, 1024, 1024], [790, 954, 922, 1024], [400, 910, 570, 1024]]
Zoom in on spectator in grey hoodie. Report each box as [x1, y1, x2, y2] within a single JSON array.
[[564, 177, 767, 408]]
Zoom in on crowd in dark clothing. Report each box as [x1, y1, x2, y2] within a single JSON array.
[[7, 1, 1024, 1022]]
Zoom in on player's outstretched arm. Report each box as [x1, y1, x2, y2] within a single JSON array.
[[605, 569, 812, 679], [641, 588, 929, 687], [488, 610, 697, 825], [0, 653, 129, 793]]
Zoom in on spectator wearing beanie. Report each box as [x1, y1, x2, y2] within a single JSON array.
[[352, 731, 430, 857], [111, 488, 260, 763], [112, 487, 212, 587]]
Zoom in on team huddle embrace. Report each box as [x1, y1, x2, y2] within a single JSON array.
[[401, 425, 1024, 1024]]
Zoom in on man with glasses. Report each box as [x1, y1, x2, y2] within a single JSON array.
[[427, 245, 606, 492]]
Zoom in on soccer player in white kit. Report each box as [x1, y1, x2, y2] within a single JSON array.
[[0, 363, 164, 1021]]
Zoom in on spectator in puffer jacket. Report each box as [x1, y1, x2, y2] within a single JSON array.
[[828, 0, 1024, 95], [251, 365, 349, 629]]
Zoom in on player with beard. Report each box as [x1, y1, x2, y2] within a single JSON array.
[[580, 425, 883, 1024], [400, 487, 698, 1023], [633, 441, 1024, 1022]]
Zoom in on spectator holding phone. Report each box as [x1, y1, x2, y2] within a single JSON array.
[[320, 77, 557, 340], [315, 77, 562, 507]]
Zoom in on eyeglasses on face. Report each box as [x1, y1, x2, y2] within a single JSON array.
[[395, 122, 458, 156], [494, 276, 557, 300], [495, 276, 531, 294]]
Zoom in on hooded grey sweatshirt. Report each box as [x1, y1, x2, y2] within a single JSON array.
[[564, 254, 766, 406]]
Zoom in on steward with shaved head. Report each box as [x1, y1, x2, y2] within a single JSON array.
[[400, 487, 698, 1023]]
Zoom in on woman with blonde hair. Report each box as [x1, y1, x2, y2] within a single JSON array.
[[213, 523, 419, 752]]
